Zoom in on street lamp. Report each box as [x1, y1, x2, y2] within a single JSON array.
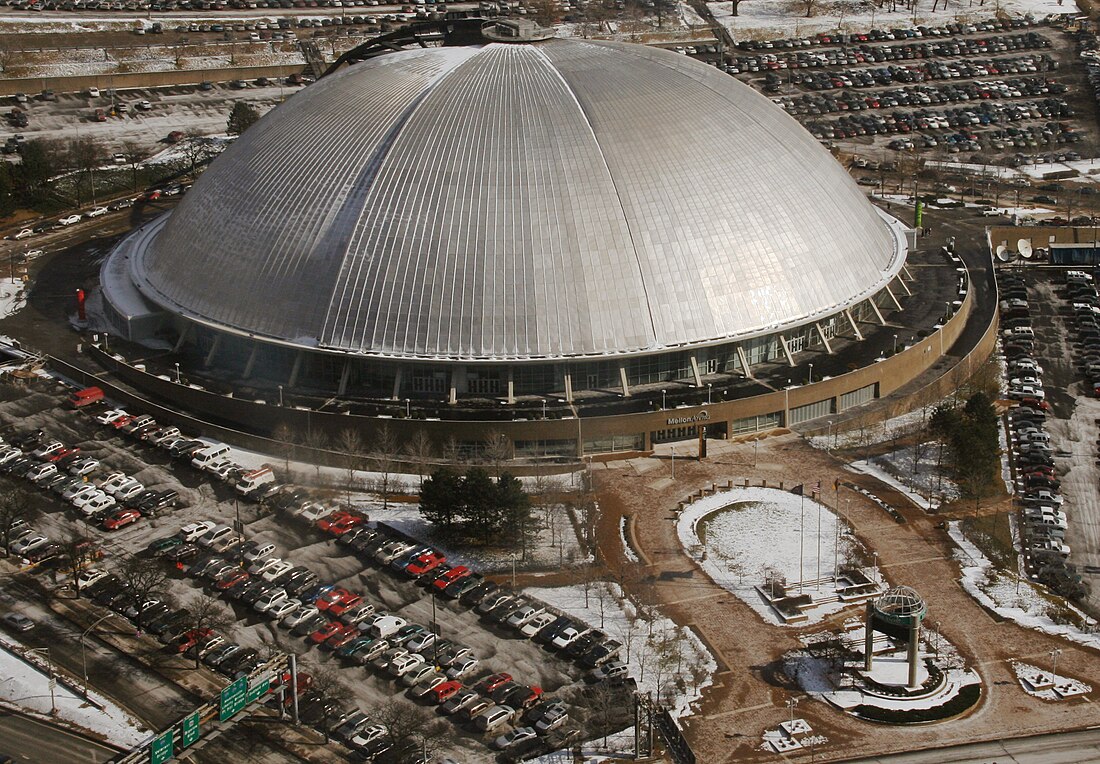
[[404, 398, 410, 418], [174, 362, 181, 384], [785, 697, 798, 725], [82, 613, 113, 699], [661, 389, 667, 410], [707, 383, 712, 405], [892, 334, 898, 355], [670, 445, 676, 480], [1049, 648, 1062, 686], [29, 648, 56, 715], [509, 553, 517, 589], [807, 363, 813, 384], [278, 384, 284, 407]]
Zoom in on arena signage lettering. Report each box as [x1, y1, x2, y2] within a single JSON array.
[[666, 411, 711, 426]]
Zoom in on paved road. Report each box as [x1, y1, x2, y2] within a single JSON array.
[[0, 709, 120, 763], [836, 727, 1100, 763]]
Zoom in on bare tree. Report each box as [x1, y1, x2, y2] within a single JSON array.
[[404, 429, 435, 489], [482, 429, 511, 476], [0, 487, 32, 557], [69, 136, 104, 206], [183, 592, 234, 668], [336, 428, 366, 505], [368, 702, 451, 762], [60, 534, 98, 597], [307, 664, 355, 742], [371, 422, 399, 511], [272, 422, 295, 478], [122, 140, 144, 193], [301, 428, 329, 483], [117, 555, 172, 631]]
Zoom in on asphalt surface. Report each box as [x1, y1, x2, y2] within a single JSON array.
[[0, 709, 120, 763], [836, 726, 1100, 763]]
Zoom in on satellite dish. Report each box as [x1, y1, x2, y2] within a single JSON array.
[[996, 244, 1013, 262], [1019, 239, 1034, 259]]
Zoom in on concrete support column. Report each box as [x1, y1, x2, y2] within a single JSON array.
[[449, 367, 466, 405], [564, 373, 574, 404], [172, 323, 191, 353], [814, 322, 833, 354], [689, 355, 703, 387], [336, 360, 351, 396], [884, 284, 903, 311], [864, 602, 874, 672], [778, 334, 796, 367], [907, 622, 921, 690], [867, 298, 887, 326], [203, 334, 221, 368], [903, 264, 915, 281], [736, 346, 754, 379], [287, 351, 303, 387], [619, 366, 631, 398], [844, 309, 864, 341], [241, 345, 258, 379], [506, 367, 515, 405], [894, 275, 913, 297], [390, 366, 402, 401]]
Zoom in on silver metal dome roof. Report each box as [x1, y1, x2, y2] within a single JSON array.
[[131, 38, 905, 361]]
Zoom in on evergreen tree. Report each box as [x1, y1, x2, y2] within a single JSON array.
[[418, 467, 462, 532], [461, 467, 498, 544], [227, 101, 261, 135]]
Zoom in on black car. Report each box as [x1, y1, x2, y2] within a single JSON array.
[[459, 580, 497, 607], [125, 489, 160, 510], [139, 489, 180, 514], [219, 647, 258, 675], [534, 616, 573, 645], [107, 198, 134, 211], [167, 543, 202, 564], [85, 574, 121, 597], [241, 581, 277, 606], [443, 573, 483, 599]]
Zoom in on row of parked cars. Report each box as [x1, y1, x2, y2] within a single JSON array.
[[735, 18, 1045, 53], [998, 272, 1071, 570], [775, 77, 1066, 116]]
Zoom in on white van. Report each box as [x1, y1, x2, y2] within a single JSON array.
[[236, 467, 275, 494], [369, 614, 407, 639], [474, 704, 516, 732], [198, 524, 233, 548], [191, 443, 230, 469]]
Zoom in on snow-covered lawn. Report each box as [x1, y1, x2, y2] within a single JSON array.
[[0, 280, 27, 321], [677, 488, 876, 626], [0, 634, 150, 747], [1013, 661, 1092, 700], [526, 583, 716, 719], [806, 406, 928, 451], [849, 453, 959, 511], [950, 522, 1100, 648]]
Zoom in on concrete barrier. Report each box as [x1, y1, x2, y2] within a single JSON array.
[[0, 63, 306, 96]]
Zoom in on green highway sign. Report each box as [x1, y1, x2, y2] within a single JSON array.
[[150, 730, 174, 764], [219, 676, 248, 721], [181, 710, 200, 747], [246, 676, 271, 705]]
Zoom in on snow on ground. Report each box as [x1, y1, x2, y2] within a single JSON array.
[[619, 517, 639, 563], [0, 633, 150, 747], [851, 447, 959, 511], [806, 406, 928, 451], [677, 488, 872, 626], [141, 134, 235, 166], [0, 279, 27, 321], [526, 583, 717, 719], [678, 0, 707, 27], [1013, 661, 1092, 700], [708, 0, 1066, 41], [949, 521, 1100, 648]]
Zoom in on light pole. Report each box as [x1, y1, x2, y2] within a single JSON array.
[[706, 383, 712, 405], [81, 613, 112, 698], [1049, 648, 1062, 686], [278, 384, 284, 407], [661, 389, 667, 410], [174, 362, 180, 383], [892, 334, 898, 355], [808, 363, 813, 384], [786, 697, 798, 725], [404, 398, 410, 418], [509, 553, 517, 589], [670, 445, 676, 480], [30, 648, 56, 715]]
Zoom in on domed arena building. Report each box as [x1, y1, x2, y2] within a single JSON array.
[[96, 20, 945, 460]]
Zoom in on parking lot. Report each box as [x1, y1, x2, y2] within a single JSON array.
[[0, 377, 633, 762], [726, 18, 1100, 169]]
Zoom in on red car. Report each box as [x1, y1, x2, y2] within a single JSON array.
[[46, 446, 80, 462], [215, 569, 249, 591], [309, 621, 342, 644], [405, 551, 446, 577], [432, 566, 471, 591], [429, 680, 462, 704], [324, 623, 359, 650], [317, 511, 366, 536], [474, 672, 512, 695], [327, 593, 363, 617], [103, 508, 141, 530], [175, 628, 213, 654], [316, 587, 355, 612], [112, 414, 136, 429]]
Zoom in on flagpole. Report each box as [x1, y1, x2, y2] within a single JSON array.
[[799, 492, 805, 593]]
